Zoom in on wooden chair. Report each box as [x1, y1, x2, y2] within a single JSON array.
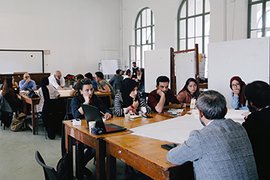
[[35, 151, 58, 180]]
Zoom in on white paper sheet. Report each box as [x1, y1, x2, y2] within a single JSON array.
[[131, 109, 248, 144], [131, 115, 203, 144], [225, 109, 249, 123]]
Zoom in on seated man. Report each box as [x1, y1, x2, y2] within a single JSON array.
[[48, 70, 65, 89], [167, 90, 258, 179], [19, 73, 37, 90], [95, 71, 114, 95], [147, 76, 180, 113]]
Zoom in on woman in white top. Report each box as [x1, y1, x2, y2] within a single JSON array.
[[36, 77, 60, 113]]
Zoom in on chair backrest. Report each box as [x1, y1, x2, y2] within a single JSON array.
[[35, 151, 58, 180]]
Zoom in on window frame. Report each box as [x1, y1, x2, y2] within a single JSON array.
[[134, 7, 155, 68], [177, 0, 210, 53], [248, 0, 270, 38]]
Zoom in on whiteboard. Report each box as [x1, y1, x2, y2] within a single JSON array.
[[100, 59, 119, 75], [144, 49, 171, 93], [0, 50, 43, 73], [208, 37, 270, 107], [175, 52, 196, 93]]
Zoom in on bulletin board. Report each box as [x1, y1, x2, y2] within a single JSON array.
[[208, 37, 270, 107]]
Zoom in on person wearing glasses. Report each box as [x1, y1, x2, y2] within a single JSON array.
[[229, 76, 247, 110], [70, 78, 112, 177], [18, 72, 37, 90], [147, 76, 180, 113]]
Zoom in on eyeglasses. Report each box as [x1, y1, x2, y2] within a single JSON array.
[[232, 83, 240, 87]]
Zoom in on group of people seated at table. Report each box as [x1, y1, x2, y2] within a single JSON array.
[[1, 67, 270, 179]]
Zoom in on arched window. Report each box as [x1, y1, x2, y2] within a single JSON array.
[[177, 0, 210, 54], [133, 7, 155, 68], [248, 0, 270, 38]]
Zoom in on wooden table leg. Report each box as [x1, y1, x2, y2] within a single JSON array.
[[95, 139, 106, 180], [106, 153, 116, 180], [67, 135, 74, 180], [75, 142, 84, 180], [31, 104, 36, 135]]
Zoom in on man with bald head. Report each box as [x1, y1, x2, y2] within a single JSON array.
[[19, 72, 37, 90], [48, 70, 65, 89]]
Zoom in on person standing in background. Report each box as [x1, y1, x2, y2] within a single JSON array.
[[109, 69, 123, 93], [131, 61, 139, 79]]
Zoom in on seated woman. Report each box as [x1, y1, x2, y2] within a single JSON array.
[[114, 78, 151, 117], [70, 78, 112, 175], [229, 76, 247, 110], [1, 76, 23, 113], [176, 78, 200, 106]]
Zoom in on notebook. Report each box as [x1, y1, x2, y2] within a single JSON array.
[[81, 104, 126, 135]]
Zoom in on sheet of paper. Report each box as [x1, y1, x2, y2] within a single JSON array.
[[131, 114, 203, 144], [131, 109, 248, 144], [225, 109, 249, 123]]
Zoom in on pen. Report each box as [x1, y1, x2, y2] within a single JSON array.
[[100, 111, 108, 120]]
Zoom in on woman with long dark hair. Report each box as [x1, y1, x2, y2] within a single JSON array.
[[229, 76, 247, 110], [114, 78, 151, 117], [177, 78, 200, 105]]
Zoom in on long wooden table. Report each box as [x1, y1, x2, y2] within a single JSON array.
[[64, 114, 172, 180], [106, 134, 194, 180]]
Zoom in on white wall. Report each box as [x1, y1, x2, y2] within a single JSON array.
[[0, 0, 121, 76]]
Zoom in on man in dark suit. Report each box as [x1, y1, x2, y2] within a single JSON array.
[[167, 90, 258, 180], [242, 81, 270, 180]]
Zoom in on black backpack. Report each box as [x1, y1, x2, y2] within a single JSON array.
[[56, 153, 71, 180]]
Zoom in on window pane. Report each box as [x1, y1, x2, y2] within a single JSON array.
[[252, 0, 261, 2], [152, 26, 155, 43], [205, 0, 210, 12], [196, 16, 202, 36], [142, 28, 146, 44], [146, 27, 151, 44], [251, 3, 262, 29], [266, 28, 270, 36], [142, 10, 147, 27], [251, 30, 263, 38], [196, 0, 203, 14], [180, 20, 186, 38], [188, 0, 195, 16], [136, 30, 141, 45], [146, 9, 151, 26], [188, 18, 195, 37], [188, 38, 195, 49], [136, 15, 141, 28], [136, 47, 141, 61], [205, 14, 210, 36], [179, 39, 186, 50], [266, 2, 270, 28], [180, 2, 186, 17]]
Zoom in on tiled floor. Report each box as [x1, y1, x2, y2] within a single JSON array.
[[0, 124, 150, 180]]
